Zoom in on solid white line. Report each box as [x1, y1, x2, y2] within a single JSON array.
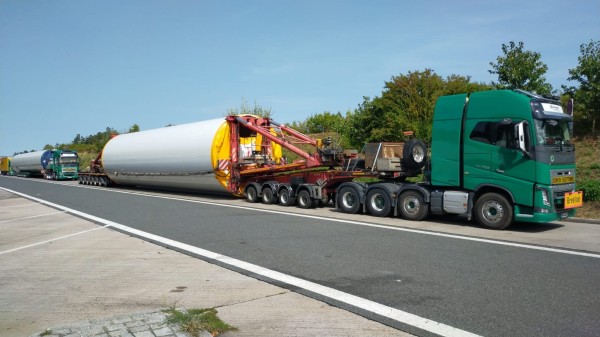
[[0, 211, 67, 224], [0, 186, 482, 337], [63, 183, 600, 259]]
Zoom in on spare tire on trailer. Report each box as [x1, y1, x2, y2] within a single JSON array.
[[402, 139, 427, 170]]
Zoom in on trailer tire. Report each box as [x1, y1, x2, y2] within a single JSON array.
[[398, 190, 429, 221], [402, 139, 427, 170], [297, 190, 315, 209], [337, 186, 361, 214], [474, 192, 513, 230], [246, 186, 259, 203], [366, 188, 392, 217], [262, 188, 277, 204], [278, 189, 295, 206]]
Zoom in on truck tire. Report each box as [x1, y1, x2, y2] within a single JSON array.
[[366, 188, 392, 217], [337, 186, 361, 214], [246, 186, 259, 203], [262, 188, 277, 204], [474, 193, 513, 230], [278, 188, 295, 206], [398, 190, 429, 221], [402, 139, 427, 170], [297, 189, 315, 209]]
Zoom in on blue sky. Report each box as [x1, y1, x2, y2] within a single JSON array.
[[1, 0, 598, 155]]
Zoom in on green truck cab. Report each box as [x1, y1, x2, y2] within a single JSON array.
[[430, 89, 581, 229], [44, 150, 80, 180], [337, 89, 582, 230]]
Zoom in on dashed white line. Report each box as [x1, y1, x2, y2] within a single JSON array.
[[0, 225, 110, 255]]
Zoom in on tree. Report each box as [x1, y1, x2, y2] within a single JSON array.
[[563, 40, 600, 134], [228, 98, 273, 118], [489, 41, 553, 95], [128, 124, 140, 133], [346, 69, 491, 147]]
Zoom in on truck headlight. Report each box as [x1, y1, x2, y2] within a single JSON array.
[[541, 189, 551, 207]]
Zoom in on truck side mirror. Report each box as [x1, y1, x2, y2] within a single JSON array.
[[514, 121, 530, 157]]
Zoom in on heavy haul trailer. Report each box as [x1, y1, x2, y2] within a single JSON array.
[[79, 89, 582, 230], [336, 90, 582, 229], [10, 150, 79, 180], [78, 114, 417, 206]]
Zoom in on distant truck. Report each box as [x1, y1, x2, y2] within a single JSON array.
[[11, 150, 79, 180], [78, 89, 581, 230], [0, 156, 12, 175]]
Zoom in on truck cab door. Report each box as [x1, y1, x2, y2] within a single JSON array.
[[491, 121, 535, 207]]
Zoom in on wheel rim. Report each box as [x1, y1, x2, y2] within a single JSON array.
[[369, 193, 386, 212], [299, 193, 309, 206], [280, 192, 289, 204], [412, 146, 425, 163], [481, 200, 504, 223], [247, 188, 256, 201], [342, 191, 355, 209], [403, 196, 420, 215]]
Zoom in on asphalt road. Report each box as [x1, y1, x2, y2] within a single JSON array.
[[1, 176, 599, 337]]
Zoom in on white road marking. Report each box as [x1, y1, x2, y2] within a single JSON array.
[[0, 186, 483, 337], [2, 203, 36, 208], [0, 211, 67, 224], [0, 225, 109, 255]]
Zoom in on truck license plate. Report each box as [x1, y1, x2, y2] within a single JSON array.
[[565, 191, 583, 209]]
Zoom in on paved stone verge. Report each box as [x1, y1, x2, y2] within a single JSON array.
[[28, 310, 209, 337]]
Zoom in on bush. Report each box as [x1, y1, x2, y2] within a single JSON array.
[[578, 180, 600, 202]]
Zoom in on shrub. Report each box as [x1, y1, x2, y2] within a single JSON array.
[[578, 180, 600, 202]]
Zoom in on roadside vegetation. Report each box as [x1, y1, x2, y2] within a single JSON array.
[[575, 136, 600, 219], [164, 307, 236, 337]]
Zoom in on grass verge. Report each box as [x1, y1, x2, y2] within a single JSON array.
[[164, 308, 237, 337]]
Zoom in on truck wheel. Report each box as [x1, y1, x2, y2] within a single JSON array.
[[246, 186, 259, 203], [398, 190, 429, 221], [402, 139, 427, 170], [366, 188, 392, 217], [278, 189, 295, 206], [297, 190, 314, 209], [474, 193, 513, 230], [262, 188, 277, 204], [337, 186, 361, 214]]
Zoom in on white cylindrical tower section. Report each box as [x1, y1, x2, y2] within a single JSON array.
[[11, 150, 51, 174], [102, 118, 228, 194]]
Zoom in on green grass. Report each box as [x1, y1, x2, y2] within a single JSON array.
[[164, 308, 237, 337], [575, 136, 600, 218]]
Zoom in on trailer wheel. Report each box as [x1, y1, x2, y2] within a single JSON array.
[[398, 190, 429, 221], [474, 193, 513, 230], [262, 188, 277, 204], [297, 190, 315, 209], [366, 188, 392, 217], [246, 186, 259, 203], [278, 189, 295, 206], [402, 139, 427, 170], [337, 186, 361, 214]]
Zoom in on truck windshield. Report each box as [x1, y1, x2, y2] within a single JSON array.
[[59, 157, 79, 165], [534, 119, 573, 146]]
